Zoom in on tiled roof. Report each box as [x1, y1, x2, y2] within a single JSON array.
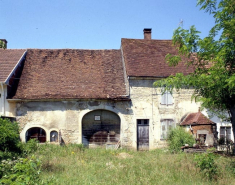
[[0, 49, 26, 82], [180, 112, 215, 126], [13, 49, 127, 100], [121, 39, 194, 77]]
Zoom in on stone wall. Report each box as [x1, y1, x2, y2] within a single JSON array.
[[17, 100, 133, 147], [16, 78, 202, 150], [129, 78, 200, 149]]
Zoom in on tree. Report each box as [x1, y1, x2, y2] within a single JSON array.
[[154, 0, 235, 141], [0, 40, 6, 49]]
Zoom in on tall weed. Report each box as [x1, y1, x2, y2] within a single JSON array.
[[167, 126, 195, 153], [194, 152, 218, 181]]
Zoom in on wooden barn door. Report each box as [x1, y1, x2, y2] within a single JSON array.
[[137, 119, 149, 150]]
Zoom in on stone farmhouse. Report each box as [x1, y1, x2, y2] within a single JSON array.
[[0, 29, 233, 150]]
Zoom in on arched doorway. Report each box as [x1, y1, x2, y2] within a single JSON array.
[[82, 109, 120, 147], [26, 127, 46, 143]]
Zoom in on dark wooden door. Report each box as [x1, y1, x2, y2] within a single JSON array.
[[137, 124, 149, 150]]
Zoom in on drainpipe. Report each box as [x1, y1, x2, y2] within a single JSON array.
[[0, 83, 5, 116]]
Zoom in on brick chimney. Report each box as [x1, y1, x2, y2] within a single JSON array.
[[0, 39, 7, 48], [143, 28, 152, 40]]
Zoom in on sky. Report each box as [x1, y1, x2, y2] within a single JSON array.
[[1, 0, 216, 49]]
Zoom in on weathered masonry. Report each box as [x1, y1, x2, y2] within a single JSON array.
[[0, 29, 233, 150]]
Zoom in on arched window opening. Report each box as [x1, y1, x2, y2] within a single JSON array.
[[26, 127, 46, 143], [82, 109, 120, 147], [50, 131, 58, 142]]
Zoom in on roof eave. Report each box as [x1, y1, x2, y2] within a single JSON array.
[[8, 97, 131, 102]]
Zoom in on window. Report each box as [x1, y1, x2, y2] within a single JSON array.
[[50, 131, 58, 142], [220, 127, 231, 140], [26, 127, 46, 143], [137, 119, 149, 125], [161, 119, 175, 139], [198, 134, 206, 144], [161, 91, 173, 105]]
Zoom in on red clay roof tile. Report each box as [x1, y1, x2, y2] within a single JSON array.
[[180, 112, 215, 126], [0, 49, 26, 82], [13, 49, 127, 100], [121, 39, 194, 77]]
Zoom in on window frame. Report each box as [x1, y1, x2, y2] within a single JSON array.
[[160, 119, 175, 140], [160, 90, 174, 106], [220, 126, 231, 140]]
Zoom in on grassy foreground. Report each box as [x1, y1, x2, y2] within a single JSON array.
[[34, 144, 235, 185]]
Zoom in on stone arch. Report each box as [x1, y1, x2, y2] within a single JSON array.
[[26, 127, 46, 143], [82, 109, 120, 147]]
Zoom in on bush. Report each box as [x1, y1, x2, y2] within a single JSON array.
[[167, 126, 195, 153], [0, 155, 41, 183], [20, 139, 39, 156], [194, 152, 218, 181], [0, 118, 21, 159]]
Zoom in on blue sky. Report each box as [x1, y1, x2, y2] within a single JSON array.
[[1, 0, 215, 49]]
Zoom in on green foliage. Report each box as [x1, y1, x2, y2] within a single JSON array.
[[0, 155, 42, 184], [67, 143, 86, 152], [0, 40, 6, 49], [32, 145, 235, 184], [194, 152, 218, 181], [20, 139, 39, 156], [154, 0, 235, 140], [0, 118, 21, 158], [226, 160, 235, 175], [167, 126, 195, 153]]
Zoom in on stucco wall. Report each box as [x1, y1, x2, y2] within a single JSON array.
[[0, 84, 16, 117], [16, 78, 203, 150], [17, 100, 134, 147], [129, 78, 201, 149]]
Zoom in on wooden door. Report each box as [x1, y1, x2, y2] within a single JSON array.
[[137, 119, 149, 150]]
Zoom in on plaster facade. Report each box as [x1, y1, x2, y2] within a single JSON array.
[[0, 84, 16, 117], [17, 78, 202, 150]]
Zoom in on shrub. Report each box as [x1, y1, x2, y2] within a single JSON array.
[[167, 126, 195, 153], [20, 139, 39, 156], [0, 155, 41, 184], [0, 118, 21, 159], [194, 152, 218, 181]]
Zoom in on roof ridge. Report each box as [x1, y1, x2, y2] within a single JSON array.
[[121, 38, 172, 41], [26, 48, 120, 51]]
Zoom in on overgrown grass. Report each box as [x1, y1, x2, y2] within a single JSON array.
[[33, 144, 235, 185]]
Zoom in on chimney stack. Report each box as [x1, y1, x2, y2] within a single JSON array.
[[0, 39, 7, 49], [143, 28, 152, 40]]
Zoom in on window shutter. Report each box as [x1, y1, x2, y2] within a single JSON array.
[[161, 93, 166, 104], [167, 92, 173, 105]]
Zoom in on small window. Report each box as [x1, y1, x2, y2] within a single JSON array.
[[94, 115, 101, 121], [50, 131, 58, 142], [161, 91, 173, 106], [198, 134, 206, 144], [137, 119, 149, 125], [220, 127, 231, 140], [161, 119, 175, 139]]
